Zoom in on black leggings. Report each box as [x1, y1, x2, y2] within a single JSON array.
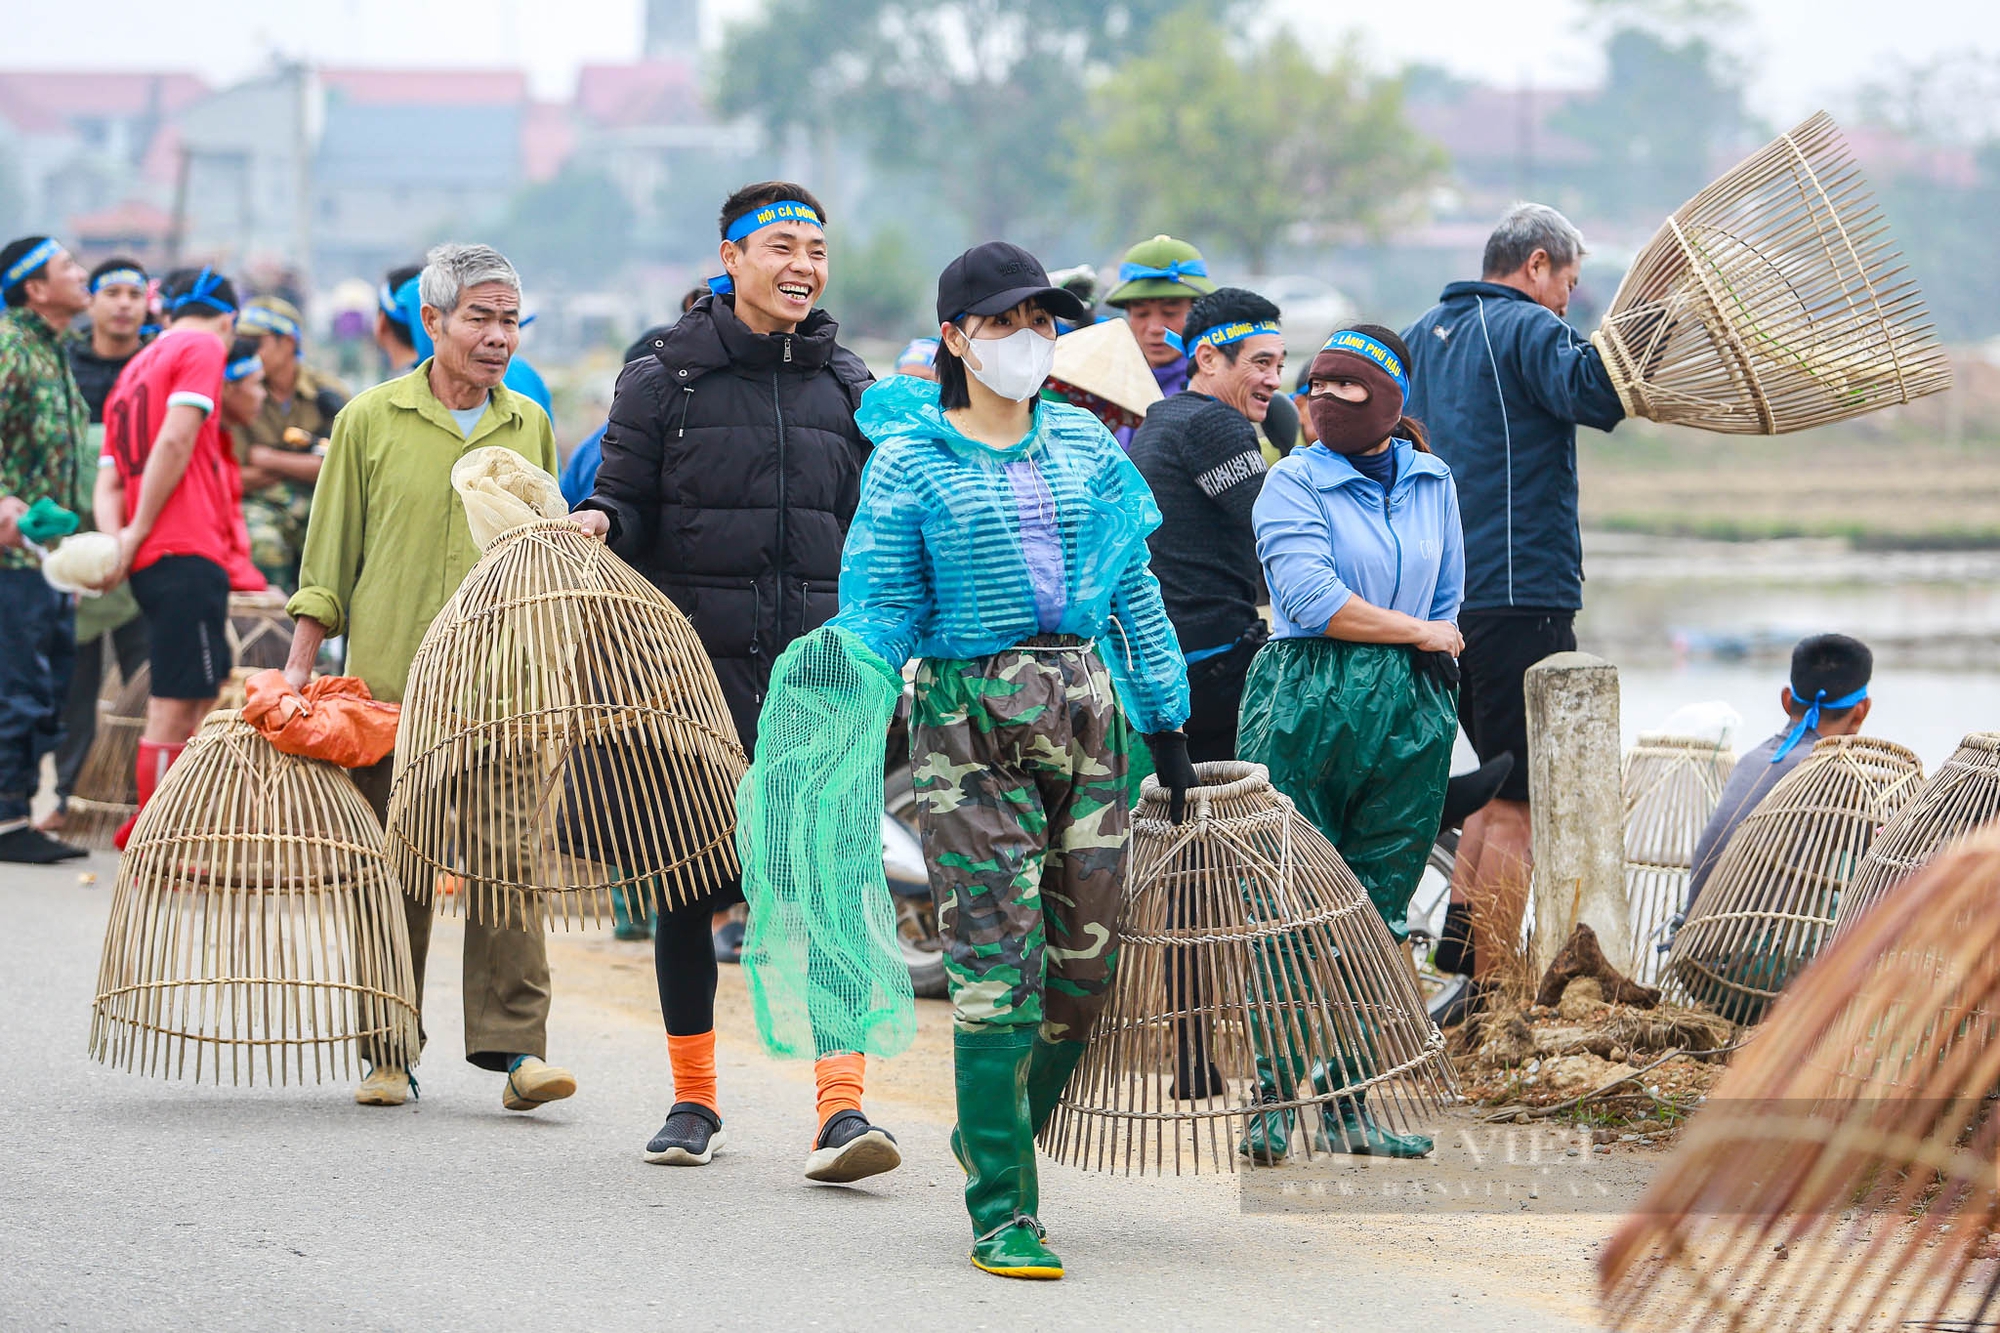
[[655, 891, 721, 1036]]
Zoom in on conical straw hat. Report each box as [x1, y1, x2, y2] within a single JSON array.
[[1048, 318, 1164, 419], [89, 711, 420, 1085], [1042, 761, 1453, 1175]]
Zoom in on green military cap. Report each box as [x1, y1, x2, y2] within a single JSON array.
[[1104, 234, 1218, 306]]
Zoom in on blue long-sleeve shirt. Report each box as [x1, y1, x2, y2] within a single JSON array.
[[830, 375, 1191, 735], [1254, 439, 1464, 638], [1402, 281, 1623, 612]]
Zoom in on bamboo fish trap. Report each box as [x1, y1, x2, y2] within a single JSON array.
[[385, 520, 746, 931], [1591, 112, 1952, 434], [227, 589, 294, 671], [88, 711, 419, 1085], [1599, 832, 2000, 1332], [1835, 731, 2000, 936], [1622, 734, 1736, 985], [64, 657, 149, 849], [1664, 735, 1922, 1025], [1042, 762, 1454, 1176]]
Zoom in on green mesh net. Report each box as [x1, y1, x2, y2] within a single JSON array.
[[737, 626, 917, 1060]]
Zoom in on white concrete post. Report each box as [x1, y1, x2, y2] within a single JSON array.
[[1524, 651, 1633, 978]]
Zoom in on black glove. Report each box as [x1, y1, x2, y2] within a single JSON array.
[[1409, 648, 1460, 690], [1146, 730, 1198, 825]]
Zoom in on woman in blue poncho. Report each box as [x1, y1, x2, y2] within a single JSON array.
[[830, 242, 1195, 1279]]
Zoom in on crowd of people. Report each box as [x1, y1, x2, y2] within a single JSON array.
[[3, 180, 1866, 1282]]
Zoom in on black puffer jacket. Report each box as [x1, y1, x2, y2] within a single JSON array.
[[580, 295, 873, 751]]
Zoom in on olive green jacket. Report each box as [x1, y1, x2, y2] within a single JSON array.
[[287, 361, 557, 702]]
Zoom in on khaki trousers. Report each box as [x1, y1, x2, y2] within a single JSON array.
[[353, 758, 551, 1071]]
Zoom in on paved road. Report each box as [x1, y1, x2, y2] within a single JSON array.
[[2, 852, 1635, 1331]]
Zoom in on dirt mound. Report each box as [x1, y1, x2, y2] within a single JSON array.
[[1451, 978, 1736, 1140]]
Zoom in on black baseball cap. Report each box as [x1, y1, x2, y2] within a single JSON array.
[[936, 241, 1090, 325]]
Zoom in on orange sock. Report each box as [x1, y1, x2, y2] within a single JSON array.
[[666, 1031, 718, 1113], [814, 1052, 866, 1129]]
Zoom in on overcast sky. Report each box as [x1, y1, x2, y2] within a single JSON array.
[[6, 0, 1995, 127]]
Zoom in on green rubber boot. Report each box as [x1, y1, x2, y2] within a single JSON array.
[[1237, 1054, 1296, 1164], [956, 1028, 1063, 1280], [953, 1034, 1085, 1173], [1310, 1060, 1434, 1159]]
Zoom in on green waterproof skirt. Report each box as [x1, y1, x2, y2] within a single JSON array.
[[1235, 637, 1458, 937]]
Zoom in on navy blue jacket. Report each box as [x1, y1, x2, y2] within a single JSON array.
[[1402, 282, 1624, 612]]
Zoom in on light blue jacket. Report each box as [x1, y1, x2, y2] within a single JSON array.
[[1255, 439, 1465, 638], [830, 375, 1191, 734]]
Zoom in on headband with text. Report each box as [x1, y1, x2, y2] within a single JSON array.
[[1317, 328, 1409, 399], [2, 238, 60, 293]]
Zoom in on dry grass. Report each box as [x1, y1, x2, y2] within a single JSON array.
[[1579, 355, 2000, 546]]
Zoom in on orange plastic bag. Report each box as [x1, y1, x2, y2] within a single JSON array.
[[242, 670, 401, 769]]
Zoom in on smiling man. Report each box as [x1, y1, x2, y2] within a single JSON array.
[[279, 242, 567, 1115], [1126, 287, 1284, 767], [573, 181, 879, 1180]]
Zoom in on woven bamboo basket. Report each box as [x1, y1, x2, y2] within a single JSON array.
[[1622, 734, 1735, 984], [1600, 831, 2000, 1332], [1591, 111, 1952, 435], [88, 710, 419, 1085], [227, 589, 293, 671], [1834, 732, 2000, 936], [1664, 735, 1922, 1024], [64, 656, 149, 849], [1041, 762, 1455, 1176], [384, 520, 746, 930]]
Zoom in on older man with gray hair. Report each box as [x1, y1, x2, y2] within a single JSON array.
[[283, 242, 571, 1111], [1401, 203, 1626, 1019]]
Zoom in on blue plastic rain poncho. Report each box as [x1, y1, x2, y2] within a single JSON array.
[[828, 375, 1190, 735]]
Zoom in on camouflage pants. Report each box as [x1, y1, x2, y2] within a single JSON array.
[[911, 637, 1130, 1039], [244, 488, 311, 594]]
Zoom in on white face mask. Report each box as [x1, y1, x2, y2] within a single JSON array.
[[958, 325, 1057, 402]]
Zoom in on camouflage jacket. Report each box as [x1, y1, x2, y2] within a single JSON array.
[[0, 305, 89, 570]]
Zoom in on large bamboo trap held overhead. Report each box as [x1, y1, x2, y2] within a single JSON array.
[[88, 711, 419, 1085], [1041, 762, 1454, 1176], [1622, 734, 1735, 985], [1599, 832, 2000, 1332], [64, 656, 148, 849], [1591, 111, 1953, 434], [1663, 735, 1922, 1024], [1835, 731, 2000, 936], [384, 520, 746, 930]]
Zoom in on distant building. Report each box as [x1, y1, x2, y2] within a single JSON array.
[[312, 69, 530, 281], [0, 70, 205, 242]]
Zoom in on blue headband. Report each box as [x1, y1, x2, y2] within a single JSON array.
[[2, 238, 60, 293], [1770, 685, 1869, 763], [237, 305, 299, 340], [378, 280, 406, 322], [90, 266, 146, 295], [1117, 258, 1208, 285], [225, 353, 263, 383], [169, 266, 236, 316], [1180, 319, 1282, 357], [1319, 328, 1410, 399], [708, 200, 823, 295], [723, 200, 822, 246]]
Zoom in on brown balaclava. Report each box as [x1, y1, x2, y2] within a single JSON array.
[[1307, 327, 1409, 455]]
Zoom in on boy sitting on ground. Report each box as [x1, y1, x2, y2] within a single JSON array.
[[1684, 633, 1874, 909]]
